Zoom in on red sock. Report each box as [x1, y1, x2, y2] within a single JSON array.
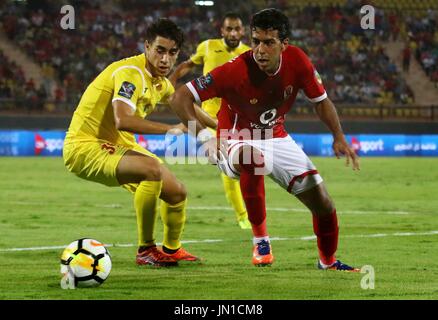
[[312, 209, 338, 265], [239, 152, 267, 237]]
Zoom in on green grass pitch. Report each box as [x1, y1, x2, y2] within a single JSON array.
[[0, 157, 437, 300]]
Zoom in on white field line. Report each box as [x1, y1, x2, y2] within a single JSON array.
[[1, 231, 437, 253], [6, 201, 410, 215]]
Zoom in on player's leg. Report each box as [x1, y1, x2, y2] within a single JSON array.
[[295, 183, 338, 265], [221, 173, 251, 229], [158, 165, 200, 261], [267, 136, 358, 271], [206, 123, 250, 229], [231, 144, 273, 266], [295, 184, 359, 272], [116, 150, 177, 267]]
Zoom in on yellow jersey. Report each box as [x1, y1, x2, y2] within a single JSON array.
[[190, 39, 250, 118], [65, 54, 174, 148]]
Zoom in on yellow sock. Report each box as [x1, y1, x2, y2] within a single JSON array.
[[134, 180, 163, 247], [160, 199, 187, 250], [221, 173, 247, 221]]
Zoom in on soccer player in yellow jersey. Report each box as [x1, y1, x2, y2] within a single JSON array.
[[63, 19, 206, 267], [169, 13, 251, 229]]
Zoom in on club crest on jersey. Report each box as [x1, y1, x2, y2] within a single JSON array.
[[194, 73, 213, 90], [250, 98, 258, 104], [314, 70, 323, 85], [118, 81, 136, 99], [283, 85, 294, 100]]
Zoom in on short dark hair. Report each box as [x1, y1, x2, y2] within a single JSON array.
[[145, 18, 184, 49], [222, 12, 243, 25], [250, 8, 290, 41]]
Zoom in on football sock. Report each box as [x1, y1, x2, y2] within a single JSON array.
[[253, 236, 270, 245], [312, 209, 338, 265], [239, 152, 267, 237], [134, 180, 163, 249], [162, 245, 178, 254], [221, 173, 248, 221], [160, 198, 187, 250]]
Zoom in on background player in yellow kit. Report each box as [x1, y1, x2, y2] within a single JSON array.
[[63, 19, 207, 267], [169, 12, 251, 229]]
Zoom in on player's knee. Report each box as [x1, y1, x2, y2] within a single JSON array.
[[168, 182, 187, 205], [316, 196, 335, 216], [140, 159, 162, 181]]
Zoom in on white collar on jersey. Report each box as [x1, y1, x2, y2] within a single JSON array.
[[252, 52, 282, 76]]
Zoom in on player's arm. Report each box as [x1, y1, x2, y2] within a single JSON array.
[[113, 100, 185, 134], [314, 98, 360, 170], [168, 59, 196, 86], [168, 85, 206, 135], [169, 86, 219, 163], [297, 46, 359, 170], [194, 104, 217, 129]]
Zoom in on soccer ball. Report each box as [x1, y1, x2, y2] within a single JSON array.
[[60, 238, 112, 289]]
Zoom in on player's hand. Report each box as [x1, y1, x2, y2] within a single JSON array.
[[203, 137, 219, 164], [332, 136, 360, 171], [203, 137, 228, 165], [168, 122, 187, 135]]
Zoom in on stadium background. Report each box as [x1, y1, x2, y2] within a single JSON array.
[[0, 0, 438, 301], [0, 0, 437, 157]]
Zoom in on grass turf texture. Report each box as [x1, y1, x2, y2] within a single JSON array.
[[0, 157, 437, 300]]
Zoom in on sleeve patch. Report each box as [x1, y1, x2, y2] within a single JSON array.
[[314, 70, 323, 85], [118, 81, 136, 99], [194, 73, 213, 91]]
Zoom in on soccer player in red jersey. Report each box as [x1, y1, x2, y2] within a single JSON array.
[[170, 8, 360, 271]]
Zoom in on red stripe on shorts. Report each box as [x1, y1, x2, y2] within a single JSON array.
[[287, 170, 319, 193]]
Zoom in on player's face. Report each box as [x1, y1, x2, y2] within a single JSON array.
[[145, 36, 180, 77], [221, 18, 244, 49], [251, 27, 288, 75]]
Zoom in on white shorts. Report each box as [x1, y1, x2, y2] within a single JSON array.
[[217, 135, 323, 195]]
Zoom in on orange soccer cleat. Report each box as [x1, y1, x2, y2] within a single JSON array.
[[163, 247, 201, 262], [136, 245, 178, 267], [252, 240, 274, 267]]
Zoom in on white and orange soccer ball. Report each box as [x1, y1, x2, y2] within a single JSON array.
[[60, 238, 112, 289]]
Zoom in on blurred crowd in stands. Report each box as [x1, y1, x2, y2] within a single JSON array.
[[0, 0, 437, 112]]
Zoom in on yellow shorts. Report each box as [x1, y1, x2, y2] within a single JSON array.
[[63, 138, 162, 191]]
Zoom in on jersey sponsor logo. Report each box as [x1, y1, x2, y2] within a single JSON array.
[[283, 85, 293, 100], [214, 50, 223, 53], [260, 108, 277, 124], [118, 81, 136, 99], [250, 108, 280, 129], [314, 70, 323, 85], [194, 73, 213, 90]]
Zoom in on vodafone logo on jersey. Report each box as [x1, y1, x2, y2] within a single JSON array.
[[34, 133, 64, 155]]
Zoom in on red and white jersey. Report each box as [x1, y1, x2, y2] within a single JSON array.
[[186, 45, 327, 138]]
